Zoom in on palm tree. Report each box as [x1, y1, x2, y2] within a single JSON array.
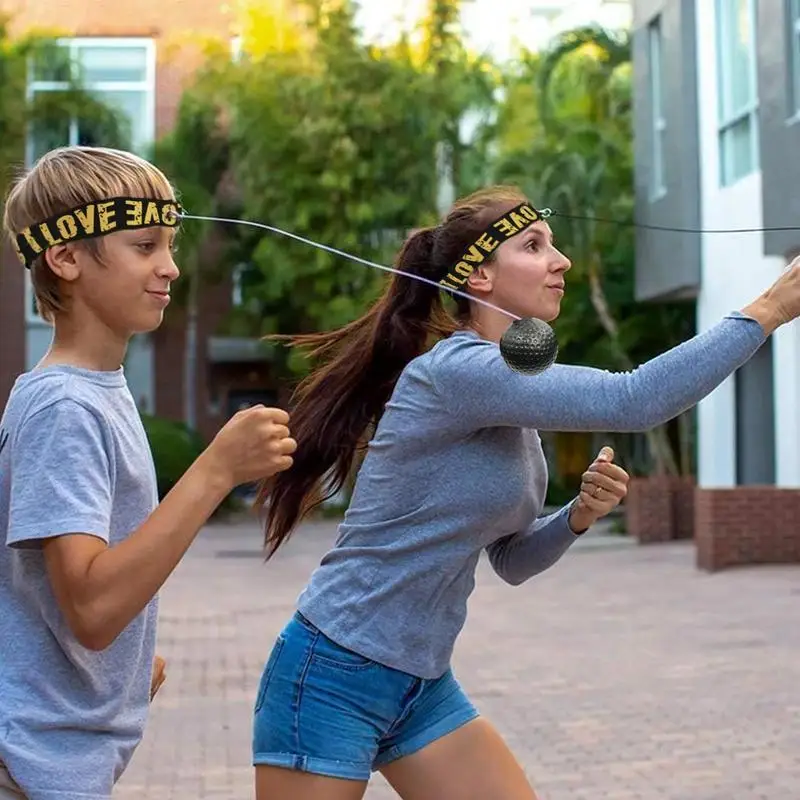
[[496, 25, 685, 476]]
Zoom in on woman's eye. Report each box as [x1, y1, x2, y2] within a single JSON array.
[[136, 242, 155, 253]]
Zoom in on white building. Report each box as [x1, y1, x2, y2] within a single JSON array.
[[632, 0, 800, 568], [634, 0, 800, 488]]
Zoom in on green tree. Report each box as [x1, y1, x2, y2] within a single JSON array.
[[493, 26, 695, 476], [420, 0, 493, 195], [156, 0, 503, 381], [160, 1, 457, 380], [152, 70, 232, 429]]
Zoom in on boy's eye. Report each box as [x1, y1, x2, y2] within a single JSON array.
[[134, 238, 178, 254]]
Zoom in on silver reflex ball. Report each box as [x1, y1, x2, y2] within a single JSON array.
[[499, 317, 559, 376]]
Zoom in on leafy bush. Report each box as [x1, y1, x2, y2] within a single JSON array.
[[140, 414, 239, 513], [544, 475, 577, 508], [140, 414, 205, 498]]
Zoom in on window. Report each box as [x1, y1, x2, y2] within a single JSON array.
[[790, 0, 800, 117], [231, 262, 265, 313], [232, 263, 245, 307], [715, 0, 759, 186], [648, 16, 666, 199], [231, 35, 243, 62], [24, 38, 155, 322], [26, 38, 156, 166], [24, 275, 44, 325]]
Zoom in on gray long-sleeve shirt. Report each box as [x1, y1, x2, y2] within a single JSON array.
[[297, 312, 766, 678]]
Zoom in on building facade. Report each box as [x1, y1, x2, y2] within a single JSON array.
[[632, 0, 800, 567], [0, 0, 283, 442]]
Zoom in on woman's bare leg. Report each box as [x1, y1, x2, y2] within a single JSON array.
[[379, 718, 539, 800], [255, 766, 368, 800]]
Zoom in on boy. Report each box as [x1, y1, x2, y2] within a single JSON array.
[[0, 146, 296, 799]]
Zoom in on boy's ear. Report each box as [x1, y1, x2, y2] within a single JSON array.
[[45, 243, 81, 283]]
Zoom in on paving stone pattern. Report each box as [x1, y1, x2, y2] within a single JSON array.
[[114, 519, 800, 799]]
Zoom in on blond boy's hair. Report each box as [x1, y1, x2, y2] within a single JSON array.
[[3, 146, 177, 321]]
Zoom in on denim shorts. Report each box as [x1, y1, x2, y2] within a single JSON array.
[[252, 612, 479, 781]]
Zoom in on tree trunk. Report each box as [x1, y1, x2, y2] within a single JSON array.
[[678, 408, 693, 475], [587, 254, 680, 476]]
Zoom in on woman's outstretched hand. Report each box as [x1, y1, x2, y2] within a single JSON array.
[[568, 446, 630, 535], [742, 254, 800, 335]]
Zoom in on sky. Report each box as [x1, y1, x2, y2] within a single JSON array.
[[355, 0, 571, 60]]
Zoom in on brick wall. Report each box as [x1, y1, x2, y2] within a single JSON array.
[[672, 476, 696, 540], [695, 487, 800, 571], [625, 475, 696, 543], [1, 0, 236, 136], [0, 0, 307, 432], [625, 475, 675, 543], [1, 0, 234, 42], [0, 241, 26, 409], [0, 0, 241, 429]]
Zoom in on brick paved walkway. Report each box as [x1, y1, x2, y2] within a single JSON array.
[[115, 518, 800, 800]]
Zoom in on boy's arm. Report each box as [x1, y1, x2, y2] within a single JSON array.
[[41, 453, 231, 650], [9, 399, 293, 651]]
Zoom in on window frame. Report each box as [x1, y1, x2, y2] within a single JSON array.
[[24, 37, 156, 324], [714, 0, 760, 187], [789, 0, 800, 119], [647, 15, 667, 201]]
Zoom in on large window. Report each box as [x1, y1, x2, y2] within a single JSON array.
[[25, 38, 156, 322], [26, 38, 155, 166], [790, 0, 800, 118], [648, 16, 666, 199], [715, 0, 759, 186]]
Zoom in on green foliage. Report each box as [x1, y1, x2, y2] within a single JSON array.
[[226, 42, 437, 357], [151, 7, 697, 476], [140, 414, 207, 499], [151, 66, 232, 306], [0, 17, 129, 201], [140, 413, 238, 512], [544, 474, 578, 507], [491, 25, 695, 475], [0, 17, 30, 196], [157, 0, 495, 377], [418, 0, 498, 193], [493, 25, 695, 372]]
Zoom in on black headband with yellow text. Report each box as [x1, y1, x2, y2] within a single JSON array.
[[438, 201, 545, 290], [14, 197, 182, 269]]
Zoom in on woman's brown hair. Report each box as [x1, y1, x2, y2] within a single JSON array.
[[256, 185, 529, 557]]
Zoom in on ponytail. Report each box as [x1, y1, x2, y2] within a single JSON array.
[[256, 184, 529, 557], [257, 226, 457, 557]]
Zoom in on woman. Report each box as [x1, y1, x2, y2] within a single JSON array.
[[252, 186, 799, 800]]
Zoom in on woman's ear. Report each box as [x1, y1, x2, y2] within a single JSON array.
[[467, 262, 496, 296]]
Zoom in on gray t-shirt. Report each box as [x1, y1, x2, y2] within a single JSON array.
[[298, 313, 766, 679], [0, 365, 159, 800]]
